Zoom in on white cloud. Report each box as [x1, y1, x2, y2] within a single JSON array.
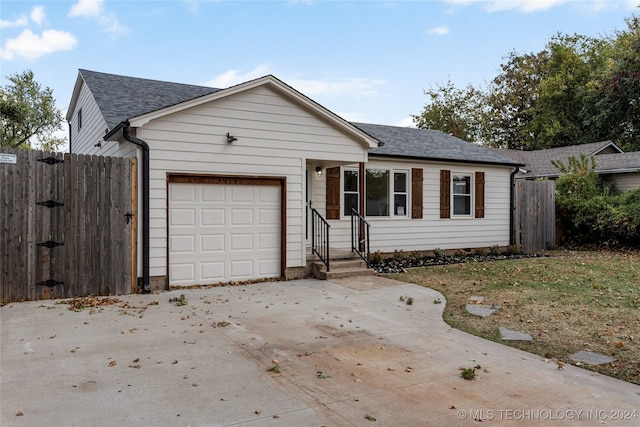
[[446, 0, 638, 12], [394, 116, 415, 127], [205, 65, 273, 87], [1, 29, 77, 61], [0, 16, 29, 28], [68, 0, 129, 34], [30, 6, 46, 24], [98, 14, 130, 35], [288, 77, 385, 98], [427, 26, 450, 36], [69, 0, 103, 18]]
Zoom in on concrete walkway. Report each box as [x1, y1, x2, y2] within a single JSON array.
[[1, 277, 638, 426]]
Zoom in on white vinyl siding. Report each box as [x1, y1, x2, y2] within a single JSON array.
[[142, 85, 367, 278], [315, 158, 513, 253]]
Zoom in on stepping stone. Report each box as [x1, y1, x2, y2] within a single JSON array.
[[465, 304, 500, 318], [468, 296, 485, 303], [499, 326, 532, 341], [569, 351, 616, 366]]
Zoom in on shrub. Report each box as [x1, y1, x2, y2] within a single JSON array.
[[555, 156, 640, 248], [370, 250, 385, 265], [432, 248, 447, 259]]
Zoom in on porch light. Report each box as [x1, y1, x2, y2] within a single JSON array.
[[226, 133, 237, 143], [316, 166, 323, 177]]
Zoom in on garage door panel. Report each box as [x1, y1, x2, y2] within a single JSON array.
[[169, 181, 280, 286], [171, 263, 195, 282], [170, 235, 195, 253], [171, 209, 196, 226], [201, 185, 225, 202], [230, 186, 254, 203], [258, 233, 279, 249], [230, 260, 253, 279], [230, 209, 253, 226], [201, 208, 225, 226], [258, 259, 280, 276], [258, 208, 279, 225], [230, 234, 253, 251], [201, 234, 224, 252], [201, 262, 224, 282], [170, 183, 196, 202]]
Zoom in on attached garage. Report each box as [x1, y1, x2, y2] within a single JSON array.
[[168, 175, 286, 286]]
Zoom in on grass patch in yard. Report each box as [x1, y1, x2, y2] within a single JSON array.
[[387, 249, 640, 385]]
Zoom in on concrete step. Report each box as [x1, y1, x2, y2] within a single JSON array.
[[311, 259, 375, 280]]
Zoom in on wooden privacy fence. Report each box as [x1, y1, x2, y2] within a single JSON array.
[[514, 179, 556, 252], [1, 147, 136, 302]]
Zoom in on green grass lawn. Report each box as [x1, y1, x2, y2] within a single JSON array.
[[387, 249, 640, 385]]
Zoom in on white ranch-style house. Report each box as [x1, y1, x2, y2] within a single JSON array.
[[67, 70, 522, 291]]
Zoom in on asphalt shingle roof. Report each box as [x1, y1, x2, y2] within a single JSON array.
[[352, 122, 522, 166], [78, 70, 522, 167], [79, 69, 221, 130], [494, 141, 640, 178]]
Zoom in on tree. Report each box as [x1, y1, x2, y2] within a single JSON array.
[[1, 69, 65, 151], [585, 16, 640, 152], [414, 14, 640, 151], [412, 79, 484, 142], [482, 50, 547, 149]]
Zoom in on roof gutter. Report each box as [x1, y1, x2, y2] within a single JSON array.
[[122, 121, 151, 293]]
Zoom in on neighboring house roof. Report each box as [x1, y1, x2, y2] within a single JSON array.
[[353, 122, 522, 167], [494, 141, 638, 178]]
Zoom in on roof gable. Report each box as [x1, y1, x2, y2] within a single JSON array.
[[353, 122, 522, 166], [69, 70, 377, 149], [68, 69, 222, 130]]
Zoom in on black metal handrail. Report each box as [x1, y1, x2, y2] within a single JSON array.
[[311, 208, 330, 271], [351, 208, 371, 267]]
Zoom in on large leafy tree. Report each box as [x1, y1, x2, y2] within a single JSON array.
[[585, 16, 640, 152], [412, 79, 484, 142], [1, 69, 65, 151], [415, 14, 640, 151], [481, 49, 549, 148]]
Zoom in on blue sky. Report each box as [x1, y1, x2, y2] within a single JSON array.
[[1, 0, 638, 150]]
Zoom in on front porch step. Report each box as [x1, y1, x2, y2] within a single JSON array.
[[311, 259, 375, 280]]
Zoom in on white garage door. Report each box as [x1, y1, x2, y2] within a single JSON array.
[[168, 181, 281, 286]]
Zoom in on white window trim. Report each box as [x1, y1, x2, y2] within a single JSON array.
[[342, 167, 410, 219], [451, 172, 473, 217], [342, 167, 360, 217]]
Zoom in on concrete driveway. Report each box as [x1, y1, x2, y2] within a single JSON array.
[[2, 277, 639, 426]]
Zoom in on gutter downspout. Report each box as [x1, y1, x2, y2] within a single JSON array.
[[510, 167, 519, 246], [68, 122, 72, 153], [122, 122, 150, 293]]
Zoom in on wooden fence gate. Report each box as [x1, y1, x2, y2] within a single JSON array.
[[1, 147, 137, 302], [514, 179, 556, 253]]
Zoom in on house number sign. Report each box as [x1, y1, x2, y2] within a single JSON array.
[[0, 153, 17, 164]]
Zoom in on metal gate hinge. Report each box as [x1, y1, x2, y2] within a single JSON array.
[[37, 200, 64, 208], [37, 241, 64, 249], [125, 212, 133, 224], [37, 157, 64, 165], [36, 279, 64, 287]]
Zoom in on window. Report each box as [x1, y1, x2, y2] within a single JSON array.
[[331, 167, 412, 218], [366, 169, 389, 216], [394, 171, 408, 216], [452, 174, 472, 216], [77, 108, 82, 132], [343, 169, 359, 216]]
